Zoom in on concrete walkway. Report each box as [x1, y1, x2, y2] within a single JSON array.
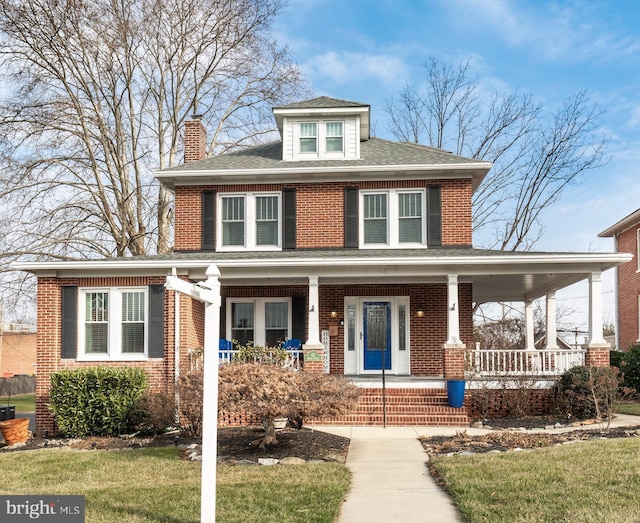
[[314, 415, 640, 523]]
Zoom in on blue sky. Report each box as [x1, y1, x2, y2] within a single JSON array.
[[277, 0, 640, 332]]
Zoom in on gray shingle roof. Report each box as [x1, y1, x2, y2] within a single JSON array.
[[273, 96, 369, 110], [161, 137, 483, 173]]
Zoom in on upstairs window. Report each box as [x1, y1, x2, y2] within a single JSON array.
[[299, 122, 317, 153], [80, 288, 148, 360], [399, 192, 422, 243], [218, 192, 281, 250], [361, 190, 425, 247], [637, 228, 640, 271], [325, 122, 344, 152], [222, 196, 245, 246], [364, 193, 388, 244]]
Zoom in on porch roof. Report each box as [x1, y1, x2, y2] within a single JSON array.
[[14, 248, 632, 304]]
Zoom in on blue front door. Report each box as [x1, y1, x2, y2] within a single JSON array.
[[363, 302, 391, 371]]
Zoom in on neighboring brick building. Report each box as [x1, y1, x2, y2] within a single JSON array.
[[600, 208, 640, 351], [15, 97, 630, 432], [0, 325, 37, 376]]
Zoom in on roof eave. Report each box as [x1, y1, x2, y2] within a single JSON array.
[[599, 208, 640, 237], [154, 162, 492, 191]]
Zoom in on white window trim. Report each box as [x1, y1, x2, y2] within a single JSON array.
[[225, 297, 292, 347], [217, 192, 282, 252], [359, 189, 426, 248], [293, 119, 346, 160], [77, 287, 149, 361]]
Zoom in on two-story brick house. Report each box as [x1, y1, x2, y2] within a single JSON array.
[[599, 208, 640, 351], [16, 97, 631, 432]]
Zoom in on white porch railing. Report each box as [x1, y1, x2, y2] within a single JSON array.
[[217, 349, 304, 371], [466, 349, 585, 377]]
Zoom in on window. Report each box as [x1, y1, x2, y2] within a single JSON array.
[[637, 228, 640, 271], [218, 192, 281, 250], [363, 193, 388, 244], [300, 122, 317, 153], [228, 298, 290, 347], [325, 122, 343, 152], [222, 196, 245, 246], [361, 190, 425, 247], [399, 192, 422, 243], [79, 288, 148, 360]]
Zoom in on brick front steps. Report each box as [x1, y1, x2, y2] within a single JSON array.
[[318, 387, 470, 427]]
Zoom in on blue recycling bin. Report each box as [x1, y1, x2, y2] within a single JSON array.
[[446, 380, 466, 408]]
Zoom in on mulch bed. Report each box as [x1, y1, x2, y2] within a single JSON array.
[[422, 416, 640, 456]]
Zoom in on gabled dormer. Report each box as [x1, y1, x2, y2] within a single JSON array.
[[272, 97, 370, 161]]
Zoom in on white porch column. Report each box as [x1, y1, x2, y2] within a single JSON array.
[[446, 274, 462, 345], [307, 276, 321, 345], [587, 271, 607, 345], [525, 299, 535, 350], [545, 292, 559, 349]]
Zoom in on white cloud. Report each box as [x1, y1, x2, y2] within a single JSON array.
[[439, 0, 640, 65], [302, 51, 409, 88]]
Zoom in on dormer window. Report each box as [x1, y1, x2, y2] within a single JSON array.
[[326, 122, 343, 152], [299, 122, 317, 153]]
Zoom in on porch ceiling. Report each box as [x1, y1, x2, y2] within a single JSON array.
[[15, 248, 632, 305]]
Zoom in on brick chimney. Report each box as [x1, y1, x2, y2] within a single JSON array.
[[184, 115, 206, 163]]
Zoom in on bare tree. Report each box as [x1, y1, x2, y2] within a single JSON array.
[[385, 57, 608, 251], [0, 0, 309, 320]]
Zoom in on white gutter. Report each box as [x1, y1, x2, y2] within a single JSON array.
[[11, 252, 633, 273], [153, 161, 492, 179]]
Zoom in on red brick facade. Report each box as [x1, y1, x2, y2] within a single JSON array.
[[173, 179, 473, 252], [616, 225, 639, 350]]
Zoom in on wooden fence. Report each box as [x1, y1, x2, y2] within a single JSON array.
[[0, 375, 36, 396]]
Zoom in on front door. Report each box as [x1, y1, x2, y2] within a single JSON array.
[[363, 301, 391, 370]]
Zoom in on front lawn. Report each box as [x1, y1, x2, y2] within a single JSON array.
[[0, 447, 349, 523], [0, 393, 35, 413], [617, 401, 640, 416], [432, 438, 640, 523]]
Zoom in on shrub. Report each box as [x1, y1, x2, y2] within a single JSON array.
[[129, 392, 176, 435], [610, 349, 624, 369], [176, 371, 204, 437], [620, 344, 640, 392], [556, 365, 623, 420], [49, 367, 147, 437], [218, 363, 361, 447]]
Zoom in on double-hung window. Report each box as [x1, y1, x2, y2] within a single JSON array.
[[325, 122, 343, 152], [219, 192, 281, 250], [80, 287, 148, 359], [229, 298, 290, 347], [361, 189, 425, 247], [299, 122, 317, 153]]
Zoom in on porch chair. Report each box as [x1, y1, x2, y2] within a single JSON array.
[[283, 338, 302, 369], [219, 339, 233, 364]]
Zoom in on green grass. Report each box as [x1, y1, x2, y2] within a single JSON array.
[[432, 438, 640, 523], [0, 447, 349, 523], [617, 401, 640, 416], [0, 393, 35, 413]]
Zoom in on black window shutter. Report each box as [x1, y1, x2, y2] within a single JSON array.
[[61, 286, 78, 359], [283, 188, 296, 249], [291, 295, 306, 342], [344, 186, 359, 248], [202, 190, 216, 251], [148, 284, 165, 358], [427, 185, 442, 247]]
